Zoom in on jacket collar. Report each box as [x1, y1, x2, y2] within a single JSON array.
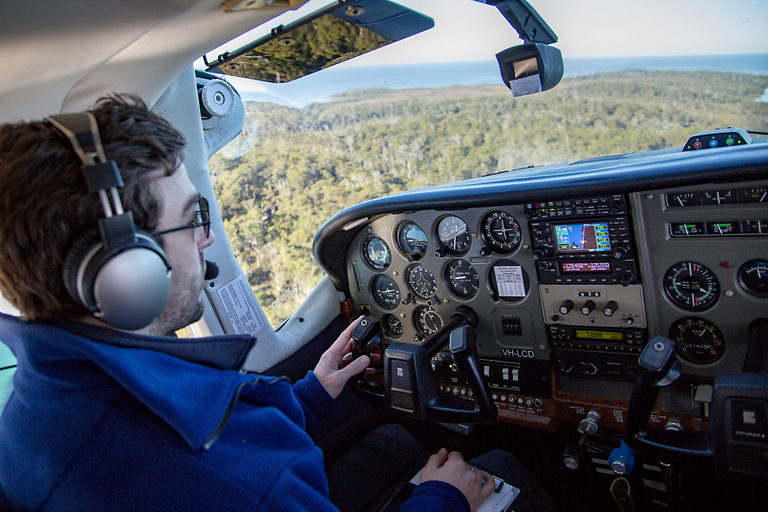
[[0, 314, 267, 449], [51, 318, 256, 371]]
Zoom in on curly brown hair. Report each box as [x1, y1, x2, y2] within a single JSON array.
[[0, 94, 185, 321]]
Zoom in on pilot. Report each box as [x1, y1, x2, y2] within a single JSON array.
[[0, 95, 554, 512]]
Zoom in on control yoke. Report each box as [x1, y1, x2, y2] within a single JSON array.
[[350, 306, 498, 424], [615, 333, 768, 479]]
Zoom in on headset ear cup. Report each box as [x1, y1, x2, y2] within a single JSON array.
[[63, 230, 172, 330], [62, 228, 101, 311]]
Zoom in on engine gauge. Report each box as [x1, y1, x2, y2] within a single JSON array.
[[737, 259, 768, 298], [397, 222, 428, 260], [445, 259, 479, 299], [362, 235, 390, 270], [383, 314, 404, 338], [663, 262, 720, 311], [414, 306, 443, 337], [481, 212, 521, 253], [407, 264, 437, 300], [371, 275, 400, 310], [437, 216, 472, 255], [669, 317, 725, 364]]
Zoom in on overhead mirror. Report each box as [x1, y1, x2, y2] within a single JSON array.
[[496, 42, 564, 97], [205, 0, 434, 83]]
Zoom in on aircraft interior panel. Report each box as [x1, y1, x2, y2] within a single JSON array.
[[340, 175, 768, 434]]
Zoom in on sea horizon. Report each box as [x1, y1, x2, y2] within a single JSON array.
[[233, 53, 768, 107]]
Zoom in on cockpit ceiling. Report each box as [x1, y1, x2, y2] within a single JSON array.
[[0, 0, 307, 122]]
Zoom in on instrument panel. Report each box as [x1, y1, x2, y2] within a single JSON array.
[[344, 179, 768, 432]]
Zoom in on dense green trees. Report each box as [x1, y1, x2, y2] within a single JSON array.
[[209, 70, 768, 326]]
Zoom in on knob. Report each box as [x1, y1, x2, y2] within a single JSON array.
[[665, 419, 684, 432], [612, 244, 629, 259], [608, 441, 636, 475], [532, 247, 551, 261], [563, 443, 585, 470], [578, 410, 601, 435], [603, 300, 619, 316], [620, 272, 635, 286], [581, 300, 596, 315], [559, 299, 575, 315]]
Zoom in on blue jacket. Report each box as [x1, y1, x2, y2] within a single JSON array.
[[0, 314, 468, 512]]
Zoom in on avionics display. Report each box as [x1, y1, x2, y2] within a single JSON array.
[[575, 329, 623, 341], [555, 222, 611, 253], [561, 261, 612, 273]]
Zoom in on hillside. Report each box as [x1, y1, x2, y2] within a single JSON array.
[[209, 70, 768, 326]]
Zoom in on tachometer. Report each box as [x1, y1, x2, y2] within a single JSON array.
[[445, 259, 479, 299], [669, 317, 725, 364], [737, 259, 768, 298], [397, 222, 428, 260], [437, 216, 472, 255], [371, 275, 400, 310], [414, 306, 443, 337], [481, 212, 521, 253], [362, 235, 390, 270], [663, 262, 720, 311], [407, 264, 437, 300]]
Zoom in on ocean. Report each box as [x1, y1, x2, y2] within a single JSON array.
[[235, 53, 768, 107]]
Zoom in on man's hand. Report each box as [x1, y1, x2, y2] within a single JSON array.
[[419, 448, 496, 512], [313, 317, 370, 399]]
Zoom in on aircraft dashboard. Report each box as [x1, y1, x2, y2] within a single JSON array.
[[314, 138, 768, 434]]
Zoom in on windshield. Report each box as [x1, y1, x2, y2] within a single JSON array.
[[206, 0, 768, 327]]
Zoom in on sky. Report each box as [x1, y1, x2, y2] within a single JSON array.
[[203, 0, 768, 67]]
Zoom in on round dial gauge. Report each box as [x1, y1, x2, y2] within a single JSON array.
[[383, 314, 404, 338], [663, 262, 720, 311], [362, 235, 390, 270], [482, 212, 522, 253], [445, 259, 480, 299], [737, 259, 768, 298], [414, 306, 443, 337], [397, 222, 428, 260], [669, 317, 725, 364], [371, 275, 400, 310], [407, 265, 438, 300], [437, 216, 472, 255]]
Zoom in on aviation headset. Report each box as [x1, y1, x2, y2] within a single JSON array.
[[47, 112, 172, 330]]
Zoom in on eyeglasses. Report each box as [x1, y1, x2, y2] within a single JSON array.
[[150, 197, 210, 239]]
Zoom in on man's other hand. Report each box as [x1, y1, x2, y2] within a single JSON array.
[[314, 317, 370, 399]]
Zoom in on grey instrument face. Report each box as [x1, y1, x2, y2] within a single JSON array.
[[445, 259, 479, 299], [372, 275, 400, 309], [437, 215, 472, 255], [407, 264, 437, 300]]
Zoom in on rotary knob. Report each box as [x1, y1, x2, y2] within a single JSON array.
[[559, 299, 575, 315], [603, 300, 619, 316], [581, 300, 596, 315]]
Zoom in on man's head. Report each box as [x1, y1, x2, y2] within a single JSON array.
[[0, 94, 214, 335]]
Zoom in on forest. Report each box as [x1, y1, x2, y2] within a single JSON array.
[[208, 70, 768, 326]]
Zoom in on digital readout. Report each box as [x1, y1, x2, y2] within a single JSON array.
[[555, 222, 611, 253], [576, 330, 623, 341], [561, 261, 612, 273]]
